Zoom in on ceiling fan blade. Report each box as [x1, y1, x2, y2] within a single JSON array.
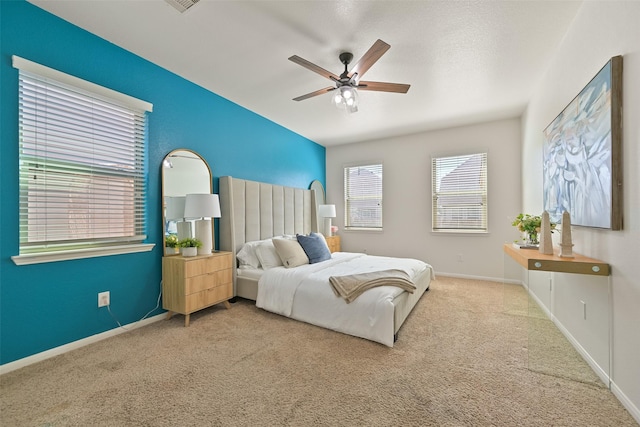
[[293, 87, 336, 101], [348, 39, 390, 81], [357, 81, 410, 94], [289, 55, 340, 81]]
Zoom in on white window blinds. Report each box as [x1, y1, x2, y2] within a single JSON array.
[[432, 153, 488, 232], [14, 56, 153, 254], [344, 163, 383, 229]]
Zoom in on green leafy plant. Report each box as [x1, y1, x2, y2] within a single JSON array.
[[512, 213, 556, 244], [165, 235, 179, 248], [178, 237, 202, 248]]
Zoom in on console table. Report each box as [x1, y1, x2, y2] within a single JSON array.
[[503, 243, 611, 388], [503, 243, 609, 276]]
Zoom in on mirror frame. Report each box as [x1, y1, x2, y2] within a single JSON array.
[[310, 179, 325, 205], [310, 180, 325, 234], [161, 149, 213, 256]]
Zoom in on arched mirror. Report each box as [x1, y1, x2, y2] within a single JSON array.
[[310, 180, 325, 205], [310, 180, 325, 233], [161, 149, 212, 256]]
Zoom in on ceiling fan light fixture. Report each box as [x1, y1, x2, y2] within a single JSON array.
[[331, 86, 359, 113], [290, 39, 408, 112]]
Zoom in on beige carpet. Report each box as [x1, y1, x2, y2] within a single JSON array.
[[1, 276, 636, 426]]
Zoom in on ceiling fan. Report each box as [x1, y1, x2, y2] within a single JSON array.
[[289, 39, 410, 113]]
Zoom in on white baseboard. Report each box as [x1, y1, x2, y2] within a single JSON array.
[[524, 285, 610, 386], [0, 313, 165, 375], [551, 315, 610, 386], [526, 285, 553, 320], [611, 380, 640, 425], [527, 291, 639, 421], [436, 271, 518, 284]]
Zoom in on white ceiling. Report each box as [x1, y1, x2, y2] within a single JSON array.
[[28, 0, 582, 147]]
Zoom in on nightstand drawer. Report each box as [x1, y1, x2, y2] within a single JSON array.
[[184, 253, 233, 277], [185, 269, 232, 294], [162, 251, 234, 326], [184, 283, 232, 312]]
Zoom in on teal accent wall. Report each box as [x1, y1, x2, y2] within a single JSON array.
[[0, 1, 325, 365]]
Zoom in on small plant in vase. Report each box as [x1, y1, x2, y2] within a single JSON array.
[[511, 213, 556, 246], [178, 237, 202, 257], [165, 235, 179, 253]]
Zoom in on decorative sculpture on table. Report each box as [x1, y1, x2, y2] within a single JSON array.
[[559, 211, 575, 258], [539, 211, 554, 255]]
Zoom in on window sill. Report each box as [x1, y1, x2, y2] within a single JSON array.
[[11, 243, 155, 266], [344, 227, 384, 233], [431, 230, 489, 236]]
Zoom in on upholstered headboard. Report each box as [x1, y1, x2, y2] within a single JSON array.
[[219, 176, 318, 295]]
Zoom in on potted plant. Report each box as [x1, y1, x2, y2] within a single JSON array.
[[178, 237, 202, 257], [511, 213, 556, 246], [165, 235, 179, 254]]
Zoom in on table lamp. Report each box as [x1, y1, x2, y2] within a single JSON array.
[[318, 204, 336, 237], [184, 193, 221, 255]]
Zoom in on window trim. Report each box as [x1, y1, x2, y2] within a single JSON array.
[[343, 162, 384, 231], [11, 243, 155, 266], [12, 56, 153, 112], [12, 56, 153, 263], [431, 152, 488, 233]]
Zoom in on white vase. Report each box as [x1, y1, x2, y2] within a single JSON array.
[[181, 247, 197, 257]]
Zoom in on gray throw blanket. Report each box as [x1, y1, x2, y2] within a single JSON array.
[[329, 269, 416, 304]]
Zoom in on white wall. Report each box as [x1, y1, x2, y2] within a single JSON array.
[[326, 117, 521, 281], [521, 1, 640, 420]]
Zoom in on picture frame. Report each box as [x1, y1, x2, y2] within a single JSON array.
[[542, 56, 623, 230]]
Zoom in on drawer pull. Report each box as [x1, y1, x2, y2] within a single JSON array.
[[534, 262, 542, 268], [592, 266, 600, 273]]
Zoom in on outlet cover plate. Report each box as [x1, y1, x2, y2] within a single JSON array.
[[98, 291, 110, 307]]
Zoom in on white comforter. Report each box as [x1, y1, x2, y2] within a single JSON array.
[[256, 252, 432, 347]]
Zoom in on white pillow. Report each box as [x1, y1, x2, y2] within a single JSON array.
[[236, 241, 262, 269], [272, 238, 309, 268], [236, 238, 275, 269], [254, 240, 283, 269]]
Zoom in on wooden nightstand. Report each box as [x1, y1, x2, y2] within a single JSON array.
[[325, 235, 341, 253], [162, 251, 233, 326]]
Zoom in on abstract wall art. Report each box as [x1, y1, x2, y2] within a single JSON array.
[[543, 56, 623, 230]]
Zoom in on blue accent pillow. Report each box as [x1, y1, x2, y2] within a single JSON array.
[[297, 233, 331, 264]]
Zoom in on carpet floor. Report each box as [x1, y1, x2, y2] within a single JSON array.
[[1, 276, 636, 426]]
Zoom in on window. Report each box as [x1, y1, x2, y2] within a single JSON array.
[[13, 56, 153, 258], [432, 153, 488, 232], [344, 163, 383, 230]]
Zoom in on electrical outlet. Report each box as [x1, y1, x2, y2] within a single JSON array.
[[98, 291, 110, 308]]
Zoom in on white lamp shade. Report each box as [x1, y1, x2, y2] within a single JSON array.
[[165, 196, 186, 220], [184, 193, 221, 219], [318, 204, 336, 218]]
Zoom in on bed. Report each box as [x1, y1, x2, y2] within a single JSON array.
[[219, 176, 433, 346]]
